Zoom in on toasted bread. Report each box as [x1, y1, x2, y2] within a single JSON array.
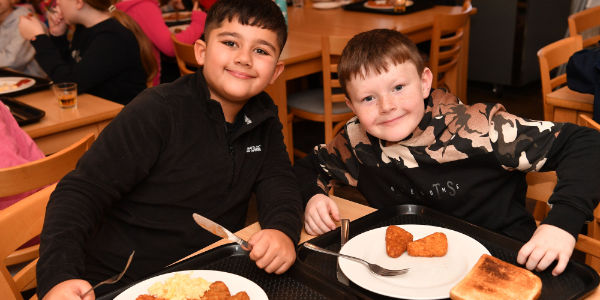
[[407, 232, 448, 257], [450, 254, 542, 300], [385, 225, 414, 257]]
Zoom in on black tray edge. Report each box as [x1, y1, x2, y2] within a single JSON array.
[[1, 96, 45, 126], [296, 204, 600, 300]]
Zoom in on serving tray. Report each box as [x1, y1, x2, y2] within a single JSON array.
[[99, 243, 369, 300], [1, 97, 45, 126], [296, 204, 600, 300]]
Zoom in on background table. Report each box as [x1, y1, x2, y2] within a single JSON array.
[[17, 89, 123, 154]]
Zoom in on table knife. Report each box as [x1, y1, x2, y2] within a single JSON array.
[[192, 213, 252, 250], [337, 218, 350, 285]]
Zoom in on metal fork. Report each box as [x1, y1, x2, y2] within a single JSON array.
[[81, 250, 135, 297], [304, 243, 409, 276]]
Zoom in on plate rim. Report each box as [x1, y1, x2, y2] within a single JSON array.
[[113, 269, 268, 300], [0, 77, 36, 95], [339, 224, 490, 299]]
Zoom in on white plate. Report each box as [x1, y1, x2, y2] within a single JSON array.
[[169, 24, 189, 34], [0, 77, 35, 95], [114, 270, 268, 300], [312, 2, 343, 9], [339, 224, 490, 299], [363, 0, 413, 10]]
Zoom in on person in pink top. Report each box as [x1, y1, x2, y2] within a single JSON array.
[[0, 100, 45, 210], [116, 0, 207, 85]]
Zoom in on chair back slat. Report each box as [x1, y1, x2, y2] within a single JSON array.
[[171, 35, 200, 76], [568, 5, 600, 48]]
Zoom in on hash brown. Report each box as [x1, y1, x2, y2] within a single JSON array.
[[407, 232, 448, 257], [385, 225, 413, 257]]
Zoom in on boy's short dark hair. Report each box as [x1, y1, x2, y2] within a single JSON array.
[[204, 0, 288, 54], [338, 29, 425, 96]]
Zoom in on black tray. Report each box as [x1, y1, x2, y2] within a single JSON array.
[[1, 96, 45, 126], [99, 243, 370, 300], [343, 0, 434, 15], [296, 205, 600, 300], [0, 68, 52, 97]]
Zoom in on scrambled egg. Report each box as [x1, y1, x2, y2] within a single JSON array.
[[148, 273, 211, 300]]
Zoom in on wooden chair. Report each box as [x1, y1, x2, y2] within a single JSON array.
[[568, 5, 600, 48], [537, 35, 593, 122], [287, 35, 355, 156], [526, 171, 600, 273], [0, 133, 94, 268], [428, 5, 472, 100], [579, 113, 600, 131], [171, 34, 201, 76], [1, 184, 56, 300]]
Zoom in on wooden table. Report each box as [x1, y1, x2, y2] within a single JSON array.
[[546, 86, 594, 124], [17, 89, 123, 155], [265, 2, 472, 161]]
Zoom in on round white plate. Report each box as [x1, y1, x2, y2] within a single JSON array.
[[339, 224, 489, 299], [363, 0, 413, 10], [169, 24, 189, 34], [114, 270, 268, 300], [313, 2, 343, 9], [0, 77, 35, 95]]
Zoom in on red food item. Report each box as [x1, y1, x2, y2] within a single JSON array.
[[16, 79, 32, 87]]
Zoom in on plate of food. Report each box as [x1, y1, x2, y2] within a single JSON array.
[[363, 0, 413, 10], [162, 11, 192, 23], [0, 77, 35, 95], [338, 224, 490, 299], [114, 270, 268, 300]]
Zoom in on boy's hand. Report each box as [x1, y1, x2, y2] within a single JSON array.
[[517, 224, 575, 276], [304, 194, 340, 236], [42, 279, 94, 300], [247, 229, 296, 274]]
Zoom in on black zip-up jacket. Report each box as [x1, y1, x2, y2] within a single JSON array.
[[37, 72, 303, 298]]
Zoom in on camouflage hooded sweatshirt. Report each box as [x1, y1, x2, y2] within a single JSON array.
[[295, 89, 600, 242]]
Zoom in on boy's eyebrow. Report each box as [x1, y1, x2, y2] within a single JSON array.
[[217, 31, 278, 54]]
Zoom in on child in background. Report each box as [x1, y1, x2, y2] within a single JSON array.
[[0, 0, 47, 78], [37, 0, 301, 299], [295, 29, 600, 277], [116, 0, 207, 85], [18, 0, 154, 105]]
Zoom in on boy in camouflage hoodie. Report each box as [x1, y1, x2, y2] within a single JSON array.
[[295, 29, 600, 276]]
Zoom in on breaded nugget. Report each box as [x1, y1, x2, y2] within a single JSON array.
[[385, 225, 414, 258], [229, 291, 250, 300], [135, 295, 168, 300], [407, 232, 448, 257], [201, 281, 231, 300]]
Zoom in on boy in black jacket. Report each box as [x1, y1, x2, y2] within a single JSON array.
[[295, 29, 600, 277], [38, 0, 302, 298]]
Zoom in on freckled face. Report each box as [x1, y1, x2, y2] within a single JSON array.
[[195, 19, 284, 107], [345, 61, 432, 142]]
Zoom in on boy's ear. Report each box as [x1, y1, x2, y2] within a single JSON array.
[[345, 96, 357, 115], [75, 0, 85, 9], [421, 67, 433, 98], [193, 39, 207, 66], [268, 61, 285, 85]]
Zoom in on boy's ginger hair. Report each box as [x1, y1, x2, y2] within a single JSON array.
[[338, 29, 425, 96], [203, 0, 288, 54]]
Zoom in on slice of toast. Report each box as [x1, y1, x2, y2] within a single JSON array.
[[407, 232, 448, 257], [385, 225, 413, 257], [450, 254, 542, 300]]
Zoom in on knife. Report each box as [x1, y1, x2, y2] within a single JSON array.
[[192, 213, 252, 250], [337, 218, 350, 285]]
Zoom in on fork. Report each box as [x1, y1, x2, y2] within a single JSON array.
[[81, 250, 135, 297], [304, 243, 409, 276]]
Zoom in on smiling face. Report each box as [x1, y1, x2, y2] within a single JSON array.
[[194, 18, 284, 114], [345, 61, 432, 142]]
